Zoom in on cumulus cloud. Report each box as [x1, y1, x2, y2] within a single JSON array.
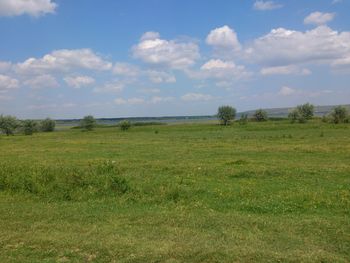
[[253, 1, 282, 11], [23, 74, 59, 89], [64, 75, 95, 88], [16, 49, 112, 74], [181, 93, 214, 102], [113, 62, 140, 77], [0, 0, 57, 17], [260, 65, 311, 75], [206, 25, 241, 51], [0, 61, 12, 73], [0, 74, 19, 92], [245, 26, 350, 68], [278, 86, 296, 96], [304, 12, 335, 26], [146, 70, 176, 83], [133, 32, 200, 69]]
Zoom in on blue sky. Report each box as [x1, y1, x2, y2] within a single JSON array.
[[0, 0, 349, 118]]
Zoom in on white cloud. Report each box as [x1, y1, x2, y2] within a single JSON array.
[[245, 26, 350, 68], [16, 49, 112, 74], [64, 75, 95, 88], [197, 59, 251, 80], [23, 74, 59, 89], [0, 61, 12, 73], [206, 25, 241, 51], [304, 12, 335, 26], [133, 32, 200, 69], [138, 88, 161, 94], [93, 82, 124, 93], [181, 93, 214, 102], [140, 31, 160, 41], [113, 62, 140, 77], [253, 1, 282, 11], [0, 0, 57, 17], [0, 74, 19, 92], [146, 70, 176, 83], [114, 97, 145, 105], [260, 65, 311, 75], [278, 86, 296, 96]]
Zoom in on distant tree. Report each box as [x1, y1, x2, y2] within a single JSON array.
[[297, 103, 314, 121], [119, 120, 131, 131], [217, 106, 236, 125], [288, 109, 300, 123], [330, 106, 348, 124], [0, 115, 19, 136], [239, 113, 248, 125], [253, 109, 268, 122], [80, 115, 96, 131], [23, 120, 38, 135], [40, 118, 56, 132]]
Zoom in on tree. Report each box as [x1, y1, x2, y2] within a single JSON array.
[[297, 103, 314, 121], [41, 118, 56, 132], [217, 106, 236, 125], [253, 109, 268, 122], [288, 109, 299, 123], [330, 106, 348, 124], [80, 115, 96, 131], [119, 120, 131, 131], [23, 120, 38, 135], [0, 115, 19, 136]]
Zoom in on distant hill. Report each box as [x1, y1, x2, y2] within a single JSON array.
[[239, 104, 350, 118]]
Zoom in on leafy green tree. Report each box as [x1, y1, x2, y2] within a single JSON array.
[[297, 103, 314, 121], [23, 120, 38, 135], [217, 106, 236, 125], [40, 118, 56, 132], [253, 109, 268, 122], [288, 109, 299, 123], [0, 115, 19, 136], [119, 120, 131, 131], [80, 115, 96, 131], [330, 106, 348, 124]]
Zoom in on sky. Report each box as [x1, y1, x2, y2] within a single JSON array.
[[0, 0, 349, 119]]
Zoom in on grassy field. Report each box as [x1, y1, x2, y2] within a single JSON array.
[[0, 121, 349, 262]]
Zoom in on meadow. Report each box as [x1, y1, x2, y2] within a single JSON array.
[[0, 120, 349, 262]]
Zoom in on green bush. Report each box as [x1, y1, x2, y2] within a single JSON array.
[[330, 106, 348, 124], [289, 103, 314, 123], [80, 115, 96, 131], [41, 118, 56, 132], [217, 105, 236, 125], [0, 115, 19, 136], [253, 109, 268, 122], [119, 120, 131, 131], [22, 120, 38, 135]]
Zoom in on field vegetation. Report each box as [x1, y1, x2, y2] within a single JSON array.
[[0, 118, 349, 262]]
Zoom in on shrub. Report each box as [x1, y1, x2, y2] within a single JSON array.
[[22, 120, 38, 135], [217, 105, 236, 125], [0, 115, 19, 136], [330, 106, 348, 124], [253, 109, 268, 122], [80, 115, 96, 131], [297, 103, 314, 121], [119, 120, 131, 131], [41, 118, 56, 132], [288, 109, 299, 123], [239, 113, 248, 125]]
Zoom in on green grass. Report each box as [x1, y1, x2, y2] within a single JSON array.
[[0, 121, 349, 262]]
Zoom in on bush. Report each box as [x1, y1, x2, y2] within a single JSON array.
[[0, 115, 19, 136], [239, 113, 248, 125], [289, 103, 314, 123], [330, 106, 348, 124], [288, 109, 299, 123], [119, 120, 131, 131], [253, 109, 268, 122], [41, 118, 56, 132], [22, 120, 38, 135], [217, 105, 236, 125], [80, 115, 96, 131]]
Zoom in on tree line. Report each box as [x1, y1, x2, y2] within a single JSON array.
[[217, 104, 350, 125]]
